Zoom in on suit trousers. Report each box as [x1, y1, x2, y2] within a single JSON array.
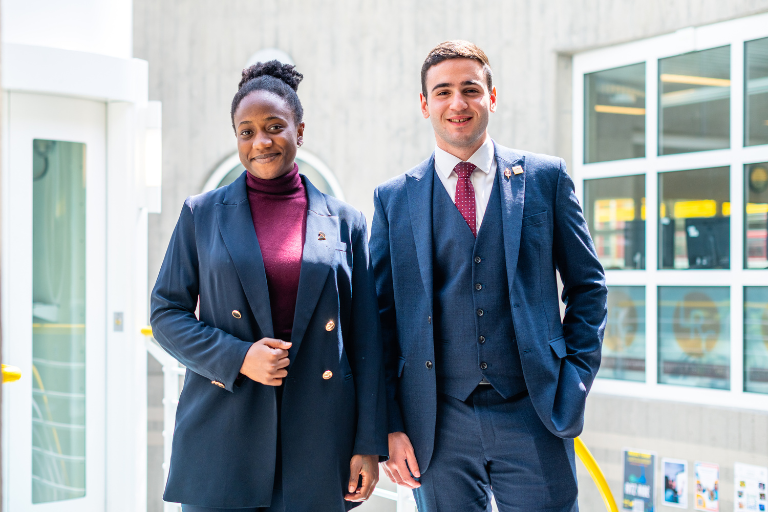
[[412, 387, 579, 512]]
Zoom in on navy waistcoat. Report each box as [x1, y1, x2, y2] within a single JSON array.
[[431, 170, 526, 401]]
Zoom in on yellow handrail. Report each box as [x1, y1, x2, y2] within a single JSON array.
[[139, 326, 617, 511], [575, 436, 619, 512], [2, 364, 22, 383]]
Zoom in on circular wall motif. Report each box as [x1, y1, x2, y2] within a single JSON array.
[[672, 291, 721, 357], [604, 289, 638, 352]]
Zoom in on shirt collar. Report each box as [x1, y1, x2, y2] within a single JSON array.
[[434, 135, 495, 179]]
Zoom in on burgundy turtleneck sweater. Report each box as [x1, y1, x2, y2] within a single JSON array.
[[246, 163, 307, 342]]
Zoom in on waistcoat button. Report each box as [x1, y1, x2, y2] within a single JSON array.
[[474, 256, 482, 264], [476, 308, 484, 317], [480, 362, 488, 370], [475, 283, 482, 291], [425, 360, 433, 369], [478, 336, 486, 344]]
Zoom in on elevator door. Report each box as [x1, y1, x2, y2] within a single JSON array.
[[3, 92, 106, 512]]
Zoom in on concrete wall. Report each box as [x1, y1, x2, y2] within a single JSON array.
[[133, 1, 768, 511]]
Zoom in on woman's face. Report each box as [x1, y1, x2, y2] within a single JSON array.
[[234, 90, 305, 180]]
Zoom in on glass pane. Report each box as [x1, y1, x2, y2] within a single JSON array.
[[32, 140, 87, 503], [584, 175, 646, 269], [216, 158, 336, 197], [746, 37, 768, 147], [658, 167, 730, 269], [745, 162, 768, 268], [658, 286, 730, 390], [659, 46, 730, 155], [584, 63, 646, 163], [744, 287, 768, 394], [600, 286, 645, 381]]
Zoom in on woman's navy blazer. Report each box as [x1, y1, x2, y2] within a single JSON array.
[[150, 172, 388, 511]]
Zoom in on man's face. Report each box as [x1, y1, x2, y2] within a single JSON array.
[[420, 58, 496, 153]]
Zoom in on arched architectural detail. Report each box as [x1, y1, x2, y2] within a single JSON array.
[[202, 149, 345, 201]]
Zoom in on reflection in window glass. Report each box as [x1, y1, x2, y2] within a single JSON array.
[[32, 140, 87, 502], [658, 287, 730, 390], [745, 162, 768, 268], [658, 167, 730, 269], [584, 63, 646, 163], [216, 158, 336, 197], [746, 37, 768, 147], [584, 175, 646, 270], [744, 287, 768, 394], [659, 46, 730, 155], [600, 286, 645, 381]]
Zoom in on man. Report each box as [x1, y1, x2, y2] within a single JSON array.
[[370, 40, 607, 511]]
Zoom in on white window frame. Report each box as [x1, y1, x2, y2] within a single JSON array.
[[572, 13, 768, 411]]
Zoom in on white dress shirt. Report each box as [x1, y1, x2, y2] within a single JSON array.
[[434, 135, 497, 232]]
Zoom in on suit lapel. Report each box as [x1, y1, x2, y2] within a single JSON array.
[[405, 156, 435, 314], [288, 177, 336, 364], [215, 172, 275, 338], [495, 143, 526, 298]]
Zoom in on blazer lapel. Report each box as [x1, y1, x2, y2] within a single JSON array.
[[215, 172, 275, 338], [495, 142, 527, 298], [405, 156, 435, 314], [289, 177, 336, 364]]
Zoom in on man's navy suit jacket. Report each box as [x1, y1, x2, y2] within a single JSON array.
[[370, 142, 607, 473], [150, 173, 387, 511]]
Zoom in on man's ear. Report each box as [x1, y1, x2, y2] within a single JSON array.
[[420, 93, 430, 119], [489, 86, 497, 113], [297, 122, 306, 138]]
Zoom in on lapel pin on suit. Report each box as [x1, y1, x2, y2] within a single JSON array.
[[504, 168, 512, 179], [318, 232, 326, 241], [513, 165, 524, 175]]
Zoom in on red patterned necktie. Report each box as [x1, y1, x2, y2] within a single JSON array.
[[454, 162, 477, 237]]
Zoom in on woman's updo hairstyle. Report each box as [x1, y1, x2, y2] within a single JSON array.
[[231, 60, 304, 130]]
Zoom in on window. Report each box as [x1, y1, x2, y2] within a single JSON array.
[[584, 64, 646, 163], [745, 37, 768, 147], [32, 140, 87, 502], [584, 175, 646, 270], [744, 287, 768, 394], [658, 167, 730, 269], [744, 162, 768, 268], [659, 46, 730, 155], [658, 286, 730, 390], [601, 286, 646, 382], [573, 15, 768, 410]]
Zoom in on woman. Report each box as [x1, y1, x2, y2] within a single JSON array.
[[150, 61, 387, 512]]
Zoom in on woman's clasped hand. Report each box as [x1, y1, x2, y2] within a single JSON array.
[[239, 338, 292, 386]]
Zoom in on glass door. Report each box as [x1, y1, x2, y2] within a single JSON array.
[[3, 92, 106, 511]]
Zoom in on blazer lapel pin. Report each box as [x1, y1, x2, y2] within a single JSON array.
[[504, 168, 512, 179], [513, 165, 524, 175]]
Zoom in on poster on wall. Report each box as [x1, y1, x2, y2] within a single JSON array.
[[695, 462, 720, 511], [734, 462, 768, 511], [622, 449, 656, 511], [662, 458, 688, 508]]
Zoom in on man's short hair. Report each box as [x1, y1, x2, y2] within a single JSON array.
[[421, 40, 493, 98]]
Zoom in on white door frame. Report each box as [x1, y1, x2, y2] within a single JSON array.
[[2, 91, 107, 512]]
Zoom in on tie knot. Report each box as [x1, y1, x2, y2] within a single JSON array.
[[454, 162, 476, 179]]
